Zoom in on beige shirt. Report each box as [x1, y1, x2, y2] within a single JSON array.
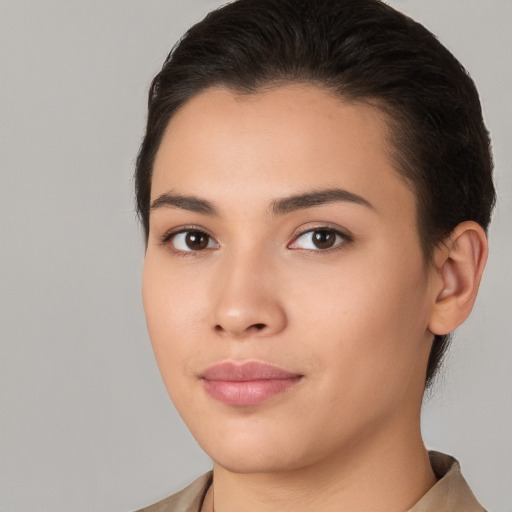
[[136, 451, 486, 512]]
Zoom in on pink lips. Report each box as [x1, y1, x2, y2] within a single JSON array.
[[201, 361, 303, 406]]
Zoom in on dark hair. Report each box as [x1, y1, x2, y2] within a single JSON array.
[[135, 0, 495, 388]]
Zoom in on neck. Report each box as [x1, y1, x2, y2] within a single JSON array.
[[204, 413, 436, 512]]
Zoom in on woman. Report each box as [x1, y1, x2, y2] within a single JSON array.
[[135, 0, 495, 510]]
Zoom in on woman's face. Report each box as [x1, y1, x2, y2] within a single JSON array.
[[143, 85, 437, 473]]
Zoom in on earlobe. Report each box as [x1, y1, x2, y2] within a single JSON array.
[[428, 221, 488, 336]]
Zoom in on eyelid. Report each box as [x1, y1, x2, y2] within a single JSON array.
[[288, 224, 352, 251], [159, 223, 351, 253], [160, 225, 219, 252]]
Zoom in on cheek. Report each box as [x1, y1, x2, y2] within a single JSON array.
[[293, 249, 427, 332], [142, 257, 204, 384], [291, 250, 430, 390]]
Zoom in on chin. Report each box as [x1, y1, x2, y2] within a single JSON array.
[[191, 426, 306, 474], [201, 425, 340, 476], [212, 450, 303, 475]]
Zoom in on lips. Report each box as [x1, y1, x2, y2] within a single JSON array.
[[200, 361, 303, 406]]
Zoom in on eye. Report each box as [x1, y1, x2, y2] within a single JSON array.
[[165, 230, 219, 252], [289, 228, 348, 251]]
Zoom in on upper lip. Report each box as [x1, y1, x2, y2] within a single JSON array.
[[201, 361, 302, 381]]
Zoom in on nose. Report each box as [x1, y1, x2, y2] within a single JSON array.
[[211, 250, 287, 339]]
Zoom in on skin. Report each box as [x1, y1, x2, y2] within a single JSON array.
[[142, 85, 487, 512]]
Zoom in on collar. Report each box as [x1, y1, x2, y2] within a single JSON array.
[[407, 451, 486, 511]]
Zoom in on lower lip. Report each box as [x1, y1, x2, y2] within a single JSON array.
[[202, 377, 302, 406]]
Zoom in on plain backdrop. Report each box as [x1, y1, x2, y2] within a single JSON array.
[[1, 1, 511, 511]]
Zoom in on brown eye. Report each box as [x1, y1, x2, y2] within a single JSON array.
[[311, 230, 336, 249], [289, 227, 348, 251], [185, 231, 209, 250], [168, 230, 219, 252]]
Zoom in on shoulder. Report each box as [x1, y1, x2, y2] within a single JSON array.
[[408, 451, 487, 512], [135, 472, 213, 512]]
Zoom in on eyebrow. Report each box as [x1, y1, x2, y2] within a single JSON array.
[[150, 188, 374, 216], [150, 193, 218, 216], [270, 188, 374, 215]]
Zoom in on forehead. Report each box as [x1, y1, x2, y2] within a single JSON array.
[[151, 84, 415, 222]]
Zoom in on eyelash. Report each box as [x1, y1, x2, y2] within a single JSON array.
[[160, 226, 218, 257], [289, 226, 352, 252], [160, 225, 352, 256]]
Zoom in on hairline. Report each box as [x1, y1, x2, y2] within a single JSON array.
[[145, 80, 434, 263]]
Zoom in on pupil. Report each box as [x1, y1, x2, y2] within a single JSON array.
[[186, 231, 208, 250], [313, 230, 335, 249]]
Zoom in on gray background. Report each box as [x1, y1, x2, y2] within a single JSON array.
[[1, 1, 510, 511]]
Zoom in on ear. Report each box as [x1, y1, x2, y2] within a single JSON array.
[[428, 221, 488, 336]]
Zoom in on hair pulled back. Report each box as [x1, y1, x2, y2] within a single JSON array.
[[135, 0, 495, 388]]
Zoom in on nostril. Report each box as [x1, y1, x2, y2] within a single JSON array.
[[214, 322, 267, 334]]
